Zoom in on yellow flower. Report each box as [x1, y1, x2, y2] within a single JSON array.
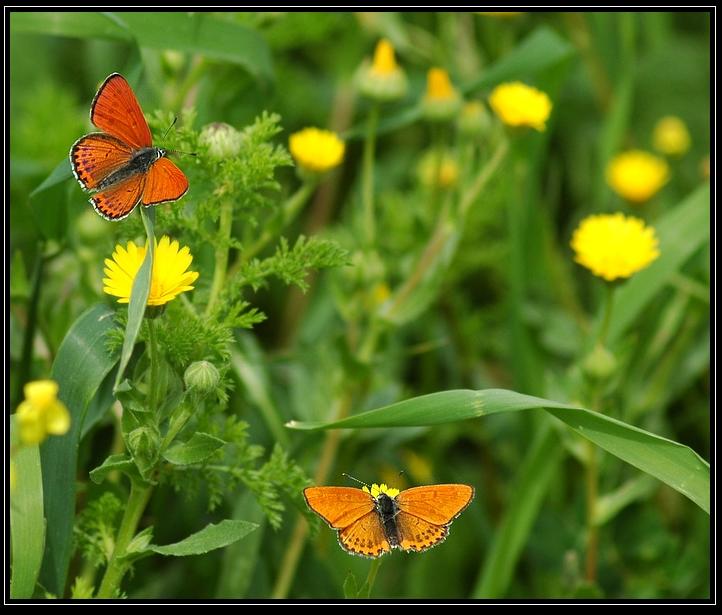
[[15, 380, 71, 445], [422, 68, 462, 121], [606, 150, 669, 204], [571, 213, 660, 282], [652, 116, 691, 156], [362, 483, 400, 498], [488, 81, 552, 131], [289, 128, 345, 174], [103, 236, 199, 306], [357, 39, 408, 101]]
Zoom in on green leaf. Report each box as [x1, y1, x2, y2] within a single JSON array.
[[10, 417, 46, 599], [137, 520, 258, 558], [114, 207, 154, 390], [215, 491, 267, 598], [287, 388, 709, 513], [607, 184, 711, 344], [473, 420, 563, 598], [89, 454, 140, 485], [29, 159, 72, 241], [162, 432, 226, 465], [11, 12, 273, 82], [39, 303, 119, 595]]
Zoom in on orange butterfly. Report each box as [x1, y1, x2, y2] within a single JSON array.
[[69, 73, 189, 221], [304, 481, 474, 558]]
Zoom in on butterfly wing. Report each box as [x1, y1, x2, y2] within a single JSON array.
[[303, 487, 376, 529], [395, 484, 474, 525], [394, 484, 474, 554], [394, 510, 449, 553], [142, 157, 189, 206], [338, 511, 391, 558], [91, 73, 153, 149], [90, 173, 146, 221], [69, 133, 134, 191]]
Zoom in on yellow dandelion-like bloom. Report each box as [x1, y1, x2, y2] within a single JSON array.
[[289, 128, 345, 174], [606, 150, 669, 204], [15, 380, 71, 445], [103, 236, 199, 306], [422, 68, 462, 121], [362, 483, 400, 498], [571, 213, 660, 282], [652, 116, 691, 157], [488, 81, 552, 131]]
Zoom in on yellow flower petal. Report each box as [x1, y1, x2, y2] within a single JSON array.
[[489, 81, 552, 131], [102, 236, 199, 307], [45, 401, 71, 435], [289, 128, 345, 174], [571, 213, 660, 281], [24, 380, 59, 408], [606, 150, 669, 203]]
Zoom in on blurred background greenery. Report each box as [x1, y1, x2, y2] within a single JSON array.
[[9, 12, 710, 599]]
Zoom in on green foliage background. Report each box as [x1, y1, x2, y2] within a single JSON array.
[[9, 11, 710, 600]]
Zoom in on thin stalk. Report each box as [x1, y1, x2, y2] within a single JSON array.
[[205, 198, 234, 316], [14, 248, 44, 408], [363, 559, 382, 598], [96, 481, 152, 598], [362, 103, 380, 246], [147, 319, 161, 414]]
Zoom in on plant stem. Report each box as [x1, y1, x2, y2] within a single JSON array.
[[205, 198, 234, 316], [241, 180, 317, 264], [362, 103, 380, 247], [96, 481, 152, 598], [363, 559, 382, 598], [14, 247, 45, 409], [584, 283, 616, 583], [147, 319, 161, 414]]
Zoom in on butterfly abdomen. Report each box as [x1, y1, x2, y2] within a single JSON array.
[[376, 494, 401, 547], [96, 147, 165, 191]]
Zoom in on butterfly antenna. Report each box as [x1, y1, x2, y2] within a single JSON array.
[[162, 116, 178, 141], [341, 473, 369, 489], [166, 148, 197, 157]]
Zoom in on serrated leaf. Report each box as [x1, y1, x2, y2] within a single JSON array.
[[162, 432, 226, 465]]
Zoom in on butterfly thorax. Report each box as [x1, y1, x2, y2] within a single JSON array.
[[375, 493, 401, 547], [95, 147, 166, 191]]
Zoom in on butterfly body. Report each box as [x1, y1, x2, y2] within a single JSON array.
[[304, 482, 474, 558], [70, 73, 188, 221]]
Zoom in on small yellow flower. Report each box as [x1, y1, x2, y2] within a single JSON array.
[[357, 39, 408, 102], [571, 213, 660, 282], [289, 128, 345, 174], [103, 236, 199, 306], [422, 68, 462, 121], [652, 116, 691, 157], [488, 81, 552, 131], [362, 483, 400, 498], [606, 150, 669, 204], [15, 380, 71, 445]]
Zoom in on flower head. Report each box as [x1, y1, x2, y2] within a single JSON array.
[[422, 68, 462, 121], [289, 128, 345, 174], [606, 150, 669, 204], [489, 81, 552, 131], [357, 39, 408, 102], [571, 213, 660, 281], [652, 116, 691, 157], [458, 100, 492, 138], [362, 483, 400, 498], [15, 380, 70, 445], [199, 122, 242, 160], [418, 150, 460, 189], [103, 236, 199, 306]]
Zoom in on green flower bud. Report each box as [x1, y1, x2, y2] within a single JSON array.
[[184, 360, 220, 393], [127, 426, 160, 475], [199, 122, 242, 160], [357, 39, 408, 102], [582, 343, 617, 381], [421, 68, 462, 123], [457, 101, 492, 138]]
